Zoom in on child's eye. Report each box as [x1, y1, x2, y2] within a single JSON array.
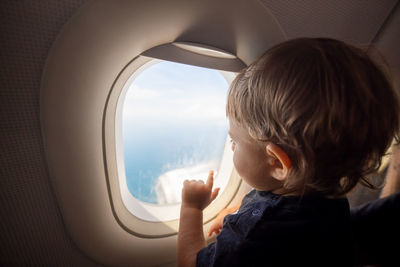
[[230, 139, 236, 151]]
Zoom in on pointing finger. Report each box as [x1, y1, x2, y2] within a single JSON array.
[[210, 188, 220, 201], [206, 170, 214, 189]]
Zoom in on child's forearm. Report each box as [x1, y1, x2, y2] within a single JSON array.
[[178, 206, 206, 267], [178, 171, 219, 266]]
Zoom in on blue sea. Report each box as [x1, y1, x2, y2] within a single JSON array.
[[123, 121, 228, 203]]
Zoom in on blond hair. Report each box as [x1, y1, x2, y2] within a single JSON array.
[[227, 38, 400, 196]]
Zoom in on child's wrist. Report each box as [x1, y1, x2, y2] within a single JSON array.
[[181, 202, 204, 211]]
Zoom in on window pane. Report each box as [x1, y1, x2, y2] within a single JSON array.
[[122, 61, 230, 204]]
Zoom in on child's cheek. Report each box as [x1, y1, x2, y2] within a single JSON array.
[[232, 150, 243, 177]]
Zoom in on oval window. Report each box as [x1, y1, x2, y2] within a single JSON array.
[[121, 60, 232, 205]]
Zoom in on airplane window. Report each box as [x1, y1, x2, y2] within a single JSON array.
[[121, 60, 232, 205]]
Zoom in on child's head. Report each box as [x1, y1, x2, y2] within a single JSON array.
[[227, 38, 400, 197]]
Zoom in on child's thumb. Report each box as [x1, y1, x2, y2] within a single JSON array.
[[210, 188, 220, 201]]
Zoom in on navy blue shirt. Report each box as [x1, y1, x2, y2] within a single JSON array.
[[197, 190, 355, 266], [351, 191, 400, 266]]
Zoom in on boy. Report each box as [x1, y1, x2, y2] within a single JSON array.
[[177, 38, 400, 266]]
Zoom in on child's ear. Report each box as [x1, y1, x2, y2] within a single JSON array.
[[266, 144, 291, 181]]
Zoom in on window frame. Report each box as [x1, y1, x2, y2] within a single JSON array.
[[104, 46, 246, 237]]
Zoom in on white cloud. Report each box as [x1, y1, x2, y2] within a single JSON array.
[[123, 88, 227, 123], [125, 85, 161, 100], [122, 61, 230, 124], [155, 160, 219, 204]]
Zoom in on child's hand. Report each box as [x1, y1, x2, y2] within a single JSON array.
[[181, 170, 220, 211], [208, 199, 241, 236], [208, 207, 231, 236]]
